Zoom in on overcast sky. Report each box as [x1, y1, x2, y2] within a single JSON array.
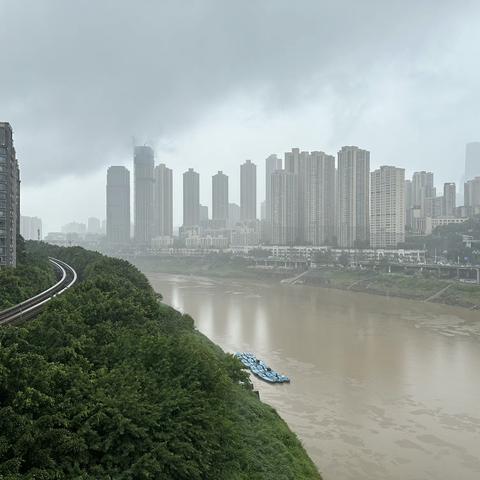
[[2, 0, 480, 232]]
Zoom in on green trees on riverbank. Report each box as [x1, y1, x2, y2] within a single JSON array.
[[0, 243, 321, 479], [403, 214, 480, 264]]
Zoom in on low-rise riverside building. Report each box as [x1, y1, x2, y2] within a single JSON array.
[[424, 217, 468, 235]]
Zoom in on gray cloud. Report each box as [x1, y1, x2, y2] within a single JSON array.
[[1, 0, 480, 219]]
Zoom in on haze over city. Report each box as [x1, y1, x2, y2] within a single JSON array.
[[2, 0, 480, 232]]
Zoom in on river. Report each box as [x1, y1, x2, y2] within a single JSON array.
[[146, 272, 480, 480]]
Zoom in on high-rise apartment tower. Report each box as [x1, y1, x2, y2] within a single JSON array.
[[301, 151, 336, 245], [271, 170, 298, 245], [0, 122, 19, 267], [412, 171, 435, 216], [134, 146, 155, 244], [465, 142, 480, 181], [443, 182, 456, 217], [183, 168, 200, 226], [212, 171, 228, 222], [154, 163, 173, 237], [370, 166, 405, 248], [240, 160, 257, 221], [337, 146, 370, 248], [106, 166, 130, 244], [265, 154, 282, 224]]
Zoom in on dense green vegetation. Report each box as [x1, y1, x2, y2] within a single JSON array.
[[0, 242, 321, 479], [402, 214, 480, 263], [0, 236, 55, 310]]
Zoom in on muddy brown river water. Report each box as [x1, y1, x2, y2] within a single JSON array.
[[146, 272, 480, 480]]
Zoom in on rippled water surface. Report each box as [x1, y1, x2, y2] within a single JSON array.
[[146, 272, 480, 480]]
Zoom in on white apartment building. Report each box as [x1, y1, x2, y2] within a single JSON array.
[[370, 166, 405, 248], [301, 151, 336, 245], [271, 170, 298, 245], [337, 146, 370, 248]]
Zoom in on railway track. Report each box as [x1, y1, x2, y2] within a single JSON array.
[[0, 257, 77, 326]]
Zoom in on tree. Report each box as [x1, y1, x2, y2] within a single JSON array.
[[338, 251, 350, 267]]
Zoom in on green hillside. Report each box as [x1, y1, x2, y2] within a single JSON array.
[[0, 242, 321, 479]]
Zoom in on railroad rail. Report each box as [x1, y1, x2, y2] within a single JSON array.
[[0, 257, 77, 326]]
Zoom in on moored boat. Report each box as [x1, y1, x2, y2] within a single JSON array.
[[234, 352, 290, 384]]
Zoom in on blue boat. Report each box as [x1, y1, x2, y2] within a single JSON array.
[[234, 352, 290, 384]]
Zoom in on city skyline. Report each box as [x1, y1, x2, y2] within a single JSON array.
[[11, 126, 480, 237], [15, 136, 479, 237], [19, 138, 479, 234], [22, 140, 478, 247], [86, 142, 480, 249]]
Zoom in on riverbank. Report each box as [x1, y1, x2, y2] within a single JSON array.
[[130, 254, 292, 281], [131, 255, 480, 310], [303, 268, 480, 309]]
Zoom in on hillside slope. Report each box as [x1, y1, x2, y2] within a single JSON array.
[[0, 243, 321, 479]]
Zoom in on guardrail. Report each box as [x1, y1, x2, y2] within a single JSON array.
[[0, 257, 77, 326]]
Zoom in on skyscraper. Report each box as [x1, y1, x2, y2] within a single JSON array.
[[443, 182, 456, 217], [370, 166, 405, 248], [465, 142, 480, 181], [412, 171, 435, 216], [464, 177, 480, 210], [302, 151, 336, 245], [265, 154, 282, 224], [134, 146, 155, 245], [106, 166, 130, 244], [183, 168, 200, 226], [154, 163, 173, 237], [0, 122, 19, 267], [337, 146, 370, 248], [212, 171, 228, 222], [240, 160, 257, 221], [405, 179, 413, 228], [271, 170, 298, 245], [284, 148, 308, 243]]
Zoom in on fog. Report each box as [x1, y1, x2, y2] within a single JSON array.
[[2, 0, 480, 231]]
